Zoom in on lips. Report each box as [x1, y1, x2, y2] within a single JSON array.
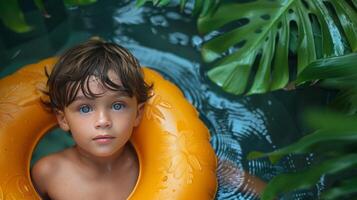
[[93, 135, 115, 140], [92, 135, 116, 144]]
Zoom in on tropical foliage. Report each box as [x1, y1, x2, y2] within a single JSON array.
[[137, 0, 357, 199], [0, 0, 96, 33], [248, 53, 357, 200], [3, 0, 357, 199], [139, 0, 357, 95], [199, 0, 357, 95]]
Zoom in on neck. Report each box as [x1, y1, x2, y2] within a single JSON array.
[[74, 145, 127, 173]]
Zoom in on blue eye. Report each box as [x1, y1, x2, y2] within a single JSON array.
[[79, 105, 92, 114], [112, 102, 124, 111]]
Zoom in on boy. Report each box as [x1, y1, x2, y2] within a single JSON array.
[[31, 39, 152, 200]]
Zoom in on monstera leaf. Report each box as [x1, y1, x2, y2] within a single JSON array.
[[140, 1, 357, 199], [198, 0, 357, 95]]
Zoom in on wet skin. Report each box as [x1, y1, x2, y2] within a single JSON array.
[[31, 71, 144, 200]]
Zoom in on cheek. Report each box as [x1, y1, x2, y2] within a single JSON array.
[[67, 115, 92, 132], [113, 115, 136, 132], [115, 119, 134, 132], [70, 123, 92, 143], [70, 113, 90, 122]]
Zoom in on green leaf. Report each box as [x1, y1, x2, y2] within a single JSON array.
[[354, 0, 357, 8], [156, 0, 170, 7], [305, 110, 357, 131], [248, 129, 357, 164], [329, 0, 357, 52], [321, 76, 357, 89], [296, 53, 357, 114], [198, 0, 219, 17], [207, 53, 255, 94], [248, 109, 357, 199], [33, 0, 47, 16], [64, 0, 97, 7], [0, 0, 32, 33], [198, 0, 355, 95], [135, 0, 149, 7], [179, 0, 187, 11], [270, 13, 290, 90], [321, 177, 357, 200], [296, 52, 357, 84], [330, 88, 357, 114], [0, 0, 98, 34], [261, 154, 357, 200], [248, 110, 357, 163]]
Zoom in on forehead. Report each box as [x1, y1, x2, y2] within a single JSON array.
[[91, 69, 120, 83], [77, 70, 123, 95]]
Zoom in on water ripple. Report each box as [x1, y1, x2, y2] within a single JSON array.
[[30, 1, 326, 199], [109, 35, 323, 199], [120, 43, 204, 110], [114, 1, 145, 25], [169, 32, 189, 46], [150, 15, 169, 27]]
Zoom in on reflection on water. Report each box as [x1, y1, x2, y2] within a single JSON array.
[[0, 0, 325, 199]]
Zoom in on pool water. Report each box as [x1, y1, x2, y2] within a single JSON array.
[[0, 1, 331, 199]]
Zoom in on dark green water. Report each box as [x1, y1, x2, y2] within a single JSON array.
[[0, 1, 331, 199]]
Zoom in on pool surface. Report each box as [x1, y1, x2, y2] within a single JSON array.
[[0, 1, 330, 199]]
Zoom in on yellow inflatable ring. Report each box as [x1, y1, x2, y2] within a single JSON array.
[[0, 57, 217, 200]]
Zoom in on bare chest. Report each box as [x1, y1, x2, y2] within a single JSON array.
[[47, 165, 138, 200]]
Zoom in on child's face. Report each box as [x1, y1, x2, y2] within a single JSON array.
[[55, 70, 144, 157]]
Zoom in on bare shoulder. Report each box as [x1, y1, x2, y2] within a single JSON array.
[[31, 149, 73, 197], [32, 153, 60, 179]]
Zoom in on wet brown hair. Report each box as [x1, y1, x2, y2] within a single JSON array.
[[47, 38, 153, 111]]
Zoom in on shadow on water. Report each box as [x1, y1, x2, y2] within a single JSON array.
[[0, 0, 331, 199]]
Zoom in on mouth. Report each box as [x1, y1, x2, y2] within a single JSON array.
[[92, 135, 116, 143]]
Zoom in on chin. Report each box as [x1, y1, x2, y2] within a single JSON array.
[[93, 148, 123, 157]]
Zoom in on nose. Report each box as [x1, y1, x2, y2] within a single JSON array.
[[95, 110, 112, 129]]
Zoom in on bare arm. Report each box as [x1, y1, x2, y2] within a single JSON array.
[[241, 171, 266, 195], [219, 159, 266, 197], [31, 157, 54, 200]]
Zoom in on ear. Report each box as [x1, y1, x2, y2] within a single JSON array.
[[134, 103, 145, 127], [55, 110, 70, 131]]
